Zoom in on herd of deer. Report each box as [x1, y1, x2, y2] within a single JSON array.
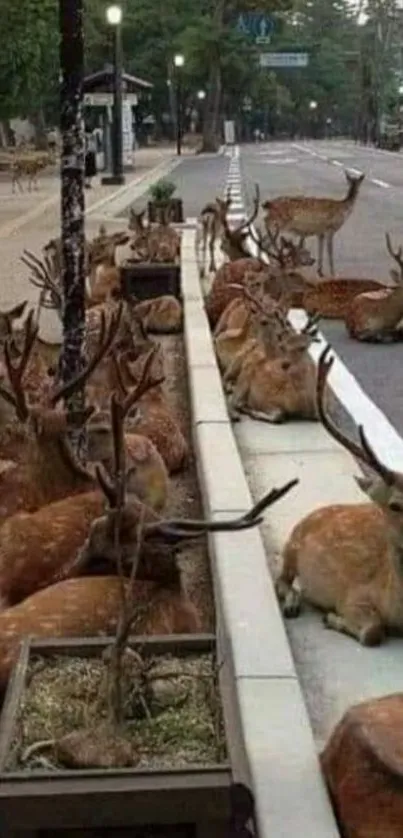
[[198, 170, 403, 648], [0, 215, 300, 692]]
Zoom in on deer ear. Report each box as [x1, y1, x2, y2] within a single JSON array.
[[354, 475, 372, 495]]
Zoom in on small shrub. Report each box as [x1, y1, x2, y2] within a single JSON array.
[[149, 178, 177, 203]]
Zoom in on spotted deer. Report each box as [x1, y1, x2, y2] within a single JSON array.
[[262, 170, 365, 275], [303, 278, 385, 320], [196, 190, 233, 277], [276, 344, 403, 646], [10, 152, 53, 193], [129, 296, 183, 334], [345, 234, 403, 342], [111, 345, 189, 474]]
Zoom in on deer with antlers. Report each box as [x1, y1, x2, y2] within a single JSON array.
[[262, 170, 365, 276], [276, 345, 403, 645], [111, 344, 189, 474], [196, 190, 233, 278], [344, 234, 403, 342]]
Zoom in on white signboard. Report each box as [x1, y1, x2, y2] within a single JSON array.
[[224, 120, 235, 145], [84, 92, 138, 107], [121, 100, 133, 166], [259, 52, 309, 68]]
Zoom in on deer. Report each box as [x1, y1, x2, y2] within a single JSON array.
[[344, 234, 403, 342], [226, 306, 320, 424], [130, 296, 183, 334], [196, 190, 232, 278], [0, 348, 176, 609], [0, 305, 127, 518], [10, 152, 52, 193], [205, 225, 318, 328], [111, 345, 189, 474], [303, 277, 386, 320], [276, 344, 403, 646], [87, 227, 130, 306], [262, 170, 365, 276]]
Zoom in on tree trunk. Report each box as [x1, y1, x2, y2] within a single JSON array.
[[30, 109, 48, 150], [200, 0, 225, 153], [58, 0, 86, 459]]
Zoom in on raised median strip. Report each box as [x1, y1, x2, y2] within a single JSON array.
[[181, 227, 341, 838]]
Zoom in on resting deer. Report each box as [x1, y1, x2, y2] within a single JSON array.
[[276, 345, 403, 646], [131, 296, 183, 334], [86, 228, 130, 305], [345, 233, 403, 342], [262, 170, 365, 275], [196, 190, 232, 277], [111, 345, 189, 474], [303, 278, 385, 320], [129, 210, 180, 264], [227, 302, 320, 424]]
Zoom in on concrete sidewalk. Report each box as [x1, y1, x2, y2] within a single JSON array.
[[0, 145, 182, 340]]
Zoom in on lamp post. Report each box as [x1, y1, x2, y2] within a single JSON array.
[[58, 0, 87, 457], [174, 54, 185, 156], [197, 89, 206, 132], [102, 4, 125, 185]]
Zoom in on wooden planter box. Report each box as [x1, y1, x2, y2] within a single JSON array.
[[148, 198, 184, 224], [121, 261, 181, 301], [0, 635, 252, 837]]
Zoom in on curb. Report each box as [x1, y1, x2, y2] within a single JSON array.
[[181, 229, 340, 838]]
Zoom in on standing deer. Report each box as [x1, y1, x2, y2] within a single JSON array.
[[262, 170, 365, 275], [345, 233, 403, 342], [196, 190, 232, 277], [276, 345, 403, 646]]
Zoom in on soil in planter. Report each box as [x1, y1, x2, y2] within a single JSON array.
[[6, 651, 226, 772], [158, 334, 214, 631]]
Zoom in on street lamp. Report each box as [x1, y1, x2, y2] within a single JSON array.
[[309, 100, 318, 110], [174, 54, 185, 156], [102, 4, 125, 185], [197, 90, 206, 101]]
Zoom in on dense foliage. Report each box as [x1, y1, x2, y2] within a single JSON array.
[[0, 0, 401, 145]]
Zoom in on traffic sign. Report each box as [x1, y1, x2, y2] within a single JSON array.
[[236, 12, 275, 45], [259, 52, 309, 68]]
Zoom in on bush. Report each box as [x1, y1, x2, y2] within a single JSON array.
[[149, 178, 177, 203]]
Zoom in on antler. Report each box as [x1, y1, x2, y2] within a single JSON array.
[[0, 309, 39, 421], [317, 346, 401, 487], [21, 249, 63, 315], [50, 303, 123, 407], [232, 183, 260, 235], [385, 233, 403, 277]]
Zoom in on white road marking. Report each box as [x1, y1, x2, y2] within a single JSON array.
[[261, 157, 298, 165], [371, 178, 390, 188]]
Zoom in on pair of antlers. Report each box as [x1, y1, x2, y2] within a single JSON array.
[[0, 303, 123, 423]]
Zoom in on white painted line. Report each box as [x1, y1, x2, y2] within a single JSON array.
[[347, 167, 363, 177], [371, 178, 390, 188], [263, 158, 298, 165], [331, 160, 343, 167]]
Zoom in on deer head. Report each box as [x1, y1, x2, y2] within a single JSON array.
[[220, 184, 260, 261], [317, 345, 403, 515]]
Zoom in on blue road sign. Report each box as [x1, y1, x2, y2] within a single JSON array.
[[236, 12, 275, 41]]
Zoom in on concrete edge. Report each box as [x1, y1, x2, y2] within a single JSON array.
[[181, 229, 340, 837]]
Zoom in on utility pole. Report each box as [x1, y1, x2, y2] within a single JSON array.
[[59, 0, 86, 456]]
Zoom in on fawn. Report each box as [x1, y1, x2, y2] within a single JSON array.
[[262, 170, 365, 275], [196, 190, 232, 277], [345, 234, 403, 342], [10, 152, 52, 193], [276, 345, 403, 646]]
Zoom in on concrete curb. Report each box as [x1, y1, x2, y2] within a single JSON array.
[[181, 228, 340, 837]]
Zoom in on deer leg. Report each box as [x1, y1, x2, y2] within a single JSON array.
[[276, 545, 302, 617], [317, 234, 325, 276], [323, 599, 384, 646], [326, 233, 335, 276], [200, 230, 207, 279], [208, 233, 216, 274]]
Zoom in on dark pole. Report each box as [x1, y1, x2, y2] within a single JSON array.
[[176, 69, 182, 156], [102, 13, 125, 185], [58, 0, 86, 457]]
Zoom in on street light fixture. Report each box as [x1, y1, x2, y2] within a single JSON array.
[[102, 4, 125, 185], [174, 53, 185, 156], [309, 100, 318, 110], [197, 90, 206, 100]]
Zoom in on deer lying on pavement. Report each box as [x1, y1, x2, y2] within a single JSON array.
[[276, 344, 403, 646], [345, 233, 403, 342], [262, 170, 365, 276], [303, 277, 386, 319], [131, 295, 183, 334]]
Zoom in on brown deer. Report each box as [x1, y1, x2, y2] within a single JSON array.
[[345, 234, 403, 342], [0, 575, 202, 691], [262, 170, 365, 275], [111, 346, 189, 474], [131, 296, 183, 334], [10, 152, 52, 193], [227, 305, 320, 424], [0, 306, 125, 517], [196, 190, 232, 277], [276, 344, 403, 646], [303, 278, 386, 320]]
